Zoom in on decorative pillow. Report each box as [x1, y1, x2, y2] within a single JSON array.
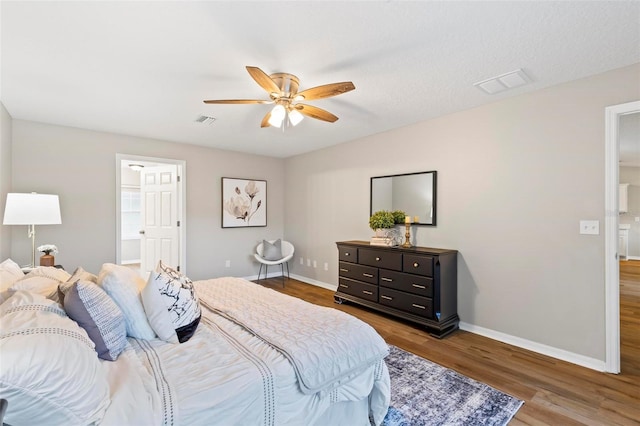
[[63, 279, 128, 361], [0, 291, 111, 425], [97, 263, 155, 340], [59, 266, 99, 304], [0, 258, 24, 291], [262, 239, 283, 261], [23, 265, 71, 283], [142, 261, 201, 344], [11, 275, 60, 301]]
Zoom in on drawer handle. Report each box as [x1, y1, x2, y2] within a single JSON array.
[[413, 262, 419, 268], [381, 295, 393, 300], [362, 290, 373, 295], [376, 257, 381, 261], [339, 284, 349, 288], [362, 273, 374, 278], [412, 284, 425, 289], [412, 303, 426, 310], [381, 277, 393, 282], [339, 268, 349, 273], [344, 252, 350, 256]]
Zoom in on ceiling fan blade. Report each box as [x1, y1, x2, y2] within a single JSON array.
[[296, 82, 355, 101], [203, 99, 272, 104], [260, 111, 272, 128], [295, 104, 339, 123], [246, 66, 281, 95]]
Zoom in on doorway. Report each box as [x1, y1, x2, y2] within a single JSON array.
[[115, 154, 187, 277], [604, 101, 640, 373]]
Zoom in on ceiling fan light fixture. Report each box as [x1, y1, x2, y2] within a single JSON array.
[[288, 109, 304, 126], [268, 104, 286, 127]]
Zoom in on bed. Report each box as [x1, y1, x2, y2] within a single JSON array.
[[0, 259, 391, 425]]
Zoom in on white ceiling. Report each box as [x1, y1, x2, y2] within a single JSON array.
[[1, 1, 639, 159]]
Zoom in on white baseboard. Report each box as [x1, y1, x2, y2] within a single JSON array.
[[289, 273, 338, 291], [459, 322, 606, 372], [257, 273, 607, 372], [623, 255, 640, 261]]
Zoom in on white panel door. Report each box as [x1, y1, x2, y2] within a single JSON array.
[[140, 165, 179, 276]]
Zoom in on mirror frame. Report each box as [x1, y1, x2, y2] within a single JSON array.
[[370, 170, 437, 226]]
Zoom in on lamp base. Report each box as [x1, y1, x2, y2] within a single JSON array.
[[40, 254, 55, 267]]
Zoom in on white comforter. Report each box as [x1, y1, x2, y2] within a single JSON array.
[[197, 277, 390, 394], [101, 277, 390, 426]]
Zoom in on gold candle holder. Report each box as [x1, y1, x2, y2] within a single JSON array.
[[402, 222, 412, 248]]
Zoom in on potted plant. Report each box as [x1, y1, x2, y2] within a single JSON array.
[[369, 210, 395, 237], [391, 210, 407, 225]]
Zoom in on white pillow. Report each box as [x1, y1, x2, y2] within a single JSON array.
[[0, 291, 111, 425], [23, 265, 71, 282], [97, 263, 155, 339], [142, 261, 201, 343], [10, 275, 60, 301], [0, 258, 24, 291]]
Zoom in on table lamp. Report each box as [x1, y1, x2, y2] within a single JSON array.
[[2, 193, 62, 268]]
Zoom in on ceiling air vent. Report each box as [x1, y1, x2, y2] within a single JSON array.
[[195, 115, 216, 125], [473, 69, 530, 95]]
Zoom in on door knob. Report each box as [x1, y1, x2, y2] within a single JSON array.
[[139, 230, 145, 235]]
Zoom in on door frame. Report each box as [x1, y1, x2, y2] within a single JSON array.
[[115, 153, 187, 273], [604, 100, 640, 373]]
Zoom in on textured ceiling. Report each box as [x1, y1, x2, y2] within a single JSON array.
[[1, 1, 639, 159]]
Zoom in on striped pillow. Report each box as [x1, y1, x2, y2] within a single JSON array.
[[63, 279, 128, 361]]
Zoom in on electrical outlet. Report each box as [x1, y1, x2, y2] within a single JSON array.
[[324, 262, 329, 271], [579, 220, 599, 235], [313, 260, 317, 268], [635, 217, 639, 222], [225, 260, 231, 268], [299, 257, 304, 265]]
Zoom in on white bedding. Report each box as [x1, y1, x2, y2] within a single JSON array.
[[101, 277, 390, 426]]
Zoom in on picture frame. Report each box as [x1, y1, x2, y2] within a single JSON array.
[[221, 177, 267, 228]]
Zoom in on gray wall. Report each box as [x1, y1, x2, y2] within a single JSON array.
[[9, 121, 285, 279], [0, 103, 12, 260], [284, 63, 640, 362]]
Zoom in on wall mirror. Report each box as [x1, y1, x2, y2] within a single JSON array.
[[370, 171, 437, 226]]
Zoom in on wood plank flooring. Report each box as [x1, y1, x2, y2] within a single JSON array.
[[256, 260, 640, 425]]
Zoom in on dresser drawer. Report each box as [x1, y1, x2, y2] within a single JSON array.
[[338, 261, 378, 284], [379, 287, 433, 318], [338, 277, 378, 302], [338, 246, 358, 263], [379, 269, 433, 298], [359, 248, 402, 271], [403, 254, 434, 277]]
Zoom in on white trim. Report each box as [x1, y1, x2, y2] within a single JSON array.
[[290, 273, 338, 291], [115, 154, 187, 274], [626, 255, 640, 261], [459, 322, 606, 372], [281, 274, 609, 371], [604, 100, 640, 374]]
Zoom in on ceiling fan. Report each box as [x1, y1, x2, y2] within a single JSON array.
[[203, 66, 355, 129]]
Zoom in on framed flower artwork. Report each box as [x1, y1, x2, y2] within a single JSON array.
[[221, 177, 267, 228]]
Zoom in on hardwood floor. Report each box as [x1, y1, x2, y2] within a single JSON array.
[[257, 262, 640, 425]]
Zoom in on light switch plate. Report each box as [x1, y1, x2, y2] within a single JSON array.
[[580, 220, 599, 235]]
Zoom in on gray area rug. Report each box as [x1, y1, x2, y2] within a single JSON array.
[[382, 345, 523, 426]]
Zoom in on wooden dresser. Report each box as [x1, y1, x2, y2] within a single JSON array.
[[335, 240, 458, 338]]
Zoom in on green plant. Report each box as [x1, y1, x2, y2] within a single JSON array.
[[369, 210, 395, 230], [391, 210, 406, 224]]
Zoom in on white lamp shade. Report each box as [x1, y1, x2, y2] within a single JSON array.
[[268, 104, 286, 127], [288, 109, 304, 126], [3, 193, 62, 225]]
